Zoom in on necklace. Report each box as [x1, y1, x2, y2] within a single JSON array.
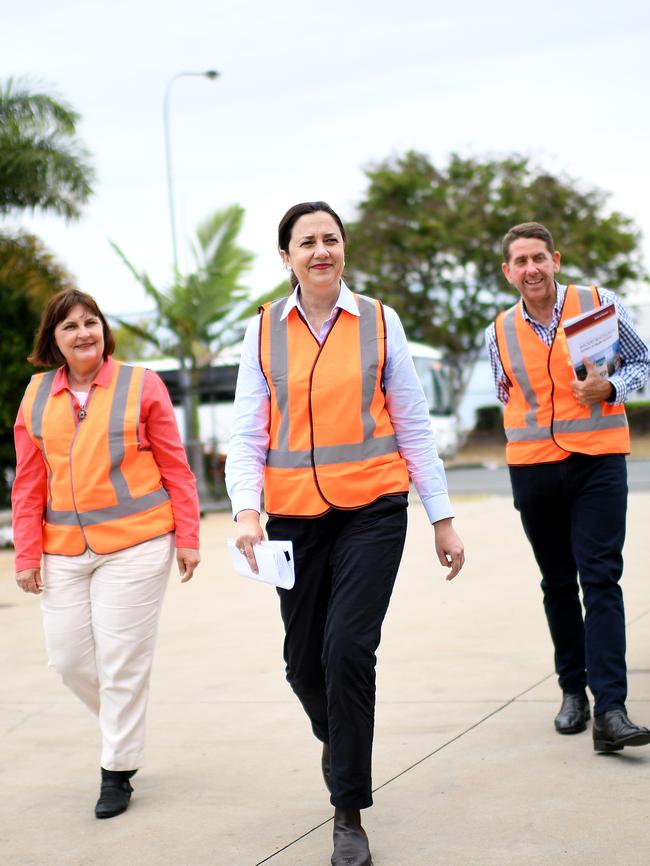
[[71, 386, 90, 420]]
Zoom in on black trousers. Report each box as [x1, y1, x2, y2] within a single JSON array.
[[266, 494, 408, 810], [509, 453, 628, 716]]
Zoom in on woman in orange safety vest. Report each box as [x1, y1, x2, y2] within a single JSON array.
[[225, 201, 465, 866], [13, 289, 200, 820]]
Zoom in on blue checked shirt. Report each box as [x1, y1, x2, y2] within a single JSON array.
[[485, 283, 649, 405]]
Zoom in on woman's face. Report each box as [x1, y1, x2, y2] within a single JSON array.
[[54, 304, 105, 374], [281, 211, 345, 293]]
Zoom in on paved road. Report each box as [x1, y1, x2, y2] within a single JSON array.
[[3, 497, 650, 866], [447, 458, 650, 497]]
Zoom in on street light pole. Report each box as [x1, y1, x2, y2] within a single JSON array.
[[163, 70, 219, 505], [163, 69, 219, 273]]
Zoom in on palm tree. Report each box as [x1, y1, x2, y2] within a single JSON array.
[[112, 204, 287, 502], [0, 77, 94, 219]]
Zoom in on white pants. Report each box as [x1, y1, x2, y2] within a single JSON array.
[[41, 533, 174, 771]]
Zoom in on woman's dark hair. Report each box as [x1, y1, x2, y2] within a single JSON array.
[[278, 201, 347, 289], [28, 289, 116, 367]]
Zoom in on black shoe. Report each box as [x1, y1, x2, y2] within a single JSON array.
[[331, 808, 372, 866], [554, 692, 590, 734], [322, 743, 332, 793], [95, 768, 137, 819], [593, 710, 650, 752]]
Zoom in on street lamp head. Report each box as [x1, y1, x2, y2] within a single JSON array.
[[205, 70, 219, 80]]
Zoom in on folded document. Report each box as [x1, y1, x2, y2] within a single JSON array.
[[227, 539, 295, 589]]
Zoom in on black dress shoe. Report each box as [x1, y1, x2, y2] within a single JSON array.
[[322, 743, 332, 793], [331, 808, 372, 866], [95, 768, 137, 819], [554, 692, 590, 734], [593, 710, 650, 752]]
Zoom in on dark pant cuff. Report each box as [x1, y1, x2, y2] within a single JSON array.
[[331, 794, 373, 810]]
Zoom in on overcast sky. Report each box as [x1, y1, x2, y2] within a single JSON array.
[[3, 0, 650, 320]]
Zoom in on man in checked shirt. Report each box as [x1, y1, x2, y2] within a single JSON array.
[[486, 221, 650, 753]]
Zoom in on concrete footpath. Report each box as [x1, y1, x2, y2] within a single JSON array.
[[1, 492, 649, 866]]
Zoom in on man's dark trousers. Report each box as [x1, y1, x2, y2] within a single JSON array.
[[267, 493, 408, 810], [509, 452, 627, 716]]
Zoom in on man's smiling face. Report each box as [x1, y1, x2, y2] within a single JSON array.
[[502, 237, 561, 310]]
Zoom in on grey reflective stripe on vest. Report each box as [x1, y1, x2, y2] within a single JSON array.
[[554, 409, 628, 433], [503, 286, 626, 442], [40, 364, 169, 527], [505, 425, 553, 442], [46, 488, 170, 527], [501, 305, 548, 440], [30, 371, 58, 442], [268, 299, 290, 454], [575, 286, 597, 315], [108, 364, 139, 502], [29, 371, 58, 516], [357, 295, 379, 440], [267, 434, 399, 468], [267, 296, 397, 468]]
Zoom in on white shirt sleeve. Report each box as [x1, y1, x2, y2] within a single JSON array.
[[382, 306, 454, 524], [224, 316, 270, 518]]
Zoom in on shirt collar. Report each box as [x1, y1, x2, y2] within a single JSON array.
[[520, 282, 567, 326], [51, 356, 114, 395], [279, 280, 358, 321]]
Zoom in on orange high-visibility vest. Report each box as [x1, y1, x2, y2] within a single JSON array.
[[259, 294, 410, 517], [495, 284, 629, 465], [21, 361, 175, 555]]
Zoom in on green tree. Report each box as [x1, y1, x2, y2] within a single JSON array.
[[112, 204, 286, 500], [0, 78, 94, 219], [0, 231, 77, 506], [0, 80, 94, 507], [347, 151, 647, 405]]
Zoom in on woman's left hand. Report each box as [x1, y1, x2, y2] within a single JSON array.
[[16, 568, 43, 594], [176, 547, 200, 583], [433, 518, 465, 581]]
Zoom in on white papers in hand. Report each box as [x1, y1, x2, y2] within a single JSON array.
[[227, 539, 295, 589]]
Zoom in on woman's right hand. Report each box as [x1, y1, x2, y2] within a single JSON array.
[[16, 568, 43, 595], [234, 509, 265, 574]]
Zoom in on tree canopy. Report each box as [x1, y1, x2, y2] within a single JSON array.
[[346, 151, 647, 403], [0, 78, 94, 220], [0, 79, 94, 504], [0, 231, 77, 506]]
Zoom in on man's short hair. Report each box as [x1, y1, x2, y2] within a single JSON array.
[[502, 222, 555, 262]]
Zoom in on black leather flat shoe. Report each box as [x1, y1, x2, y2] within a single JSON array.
[[95, 768, 137, 819], [554, 692, 590, 735], [331, 808, 372, 866], [593, 710, 650, 752]]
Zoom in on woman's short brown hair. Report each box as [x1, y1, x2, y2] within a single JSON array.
[[28, 289, 116, 367]]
